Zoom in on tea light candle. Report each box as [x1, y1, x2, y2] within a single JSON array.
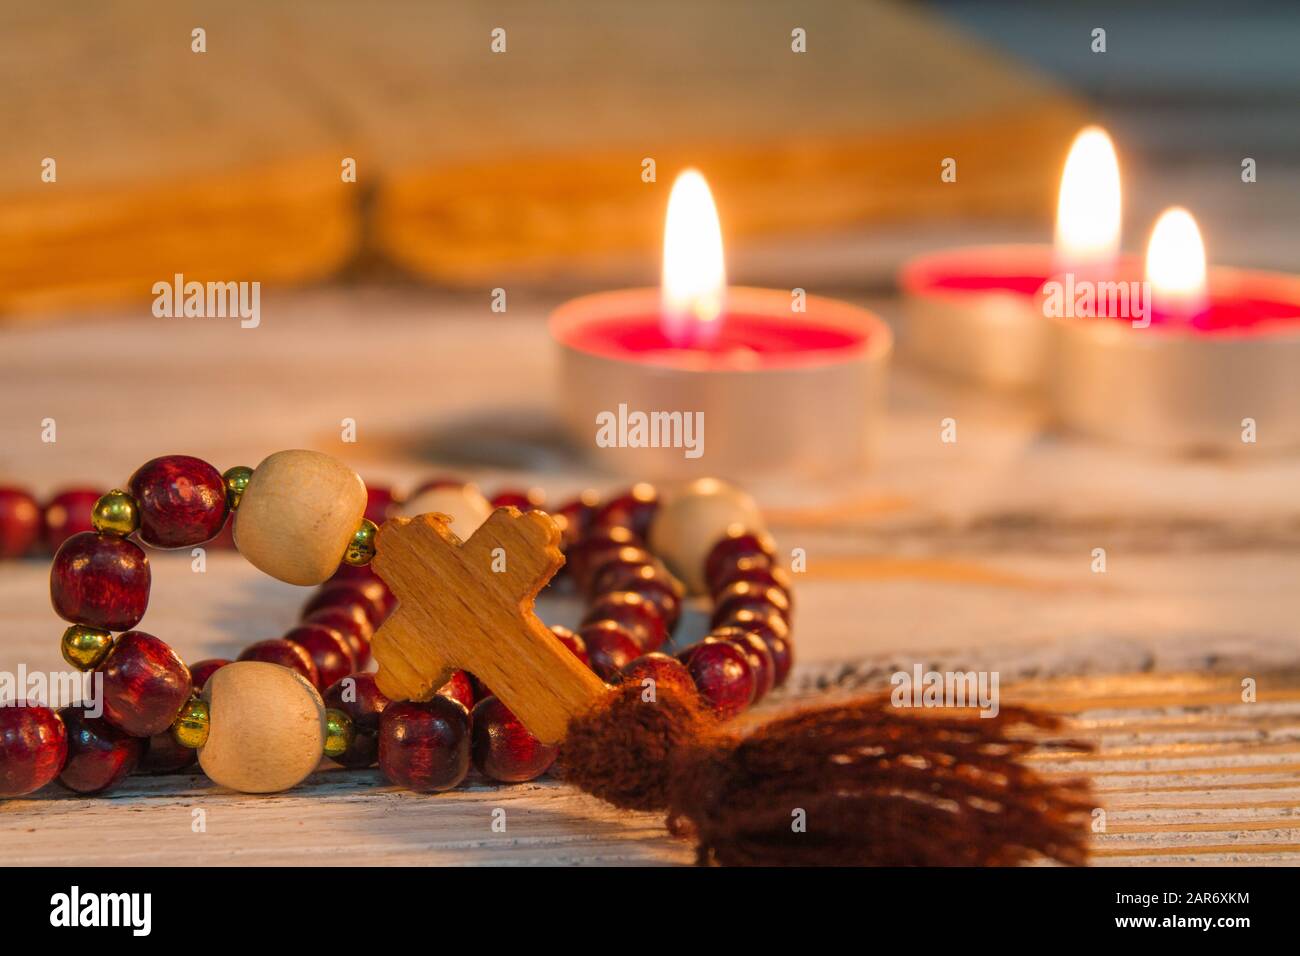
[[551, 171, 892, 479], [899, 126, 1122, 389], [1050, 207, 1300, 452]]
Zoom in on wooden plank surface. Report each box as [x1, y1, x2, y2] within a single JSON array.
[[4, 671, 1295, 866], [1, 288, 1298, 864]]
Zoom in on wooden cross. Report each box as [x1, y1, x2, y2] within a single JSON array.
[[369, 507, 608, 744]]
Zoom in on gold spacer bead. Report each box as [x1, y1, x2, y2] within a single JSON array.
[[60, 625, 114, 671], [222, 465, 255, 511], [342, 518, 378, 567], [323, 708, 354, 759], [172, 695, 211, 749], [91, 489, 140, 537]]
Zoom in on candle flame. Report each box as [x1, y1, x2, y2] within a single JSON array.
[[1145, 206, 1207, 314], [1054, 126, 1122, 272], [662, 169, 726, 346]]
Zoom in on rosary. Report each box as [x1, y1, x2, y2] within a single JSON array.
[[0, 451, 1091, 865]]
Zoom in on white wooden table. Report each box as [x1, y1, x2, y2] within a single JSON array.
[[1, 284, 1298, 864]]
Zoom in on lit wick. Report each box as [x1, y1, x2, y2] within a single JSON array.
[[1053, 125, 1122, 278], [661, 170, 727, 348], [1145, 207, 1208, 321]]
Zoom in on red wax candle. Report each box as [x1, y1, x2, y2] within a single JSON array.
[[552, 286, 890, 478], [898, 126, 1123, 390], [1046, 209, 1300, 451], [561, 292, 873, 371], [899, 244, 1056, 389], [1050, 264, 1300, 452], [551, 171, 891, 478]]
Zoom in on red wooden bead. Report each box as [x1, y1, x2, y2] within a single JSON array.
[[371, 581, 398, 619], [378, 697, 471, 792], [437, 670, 476, 712], [50, 531, 151, 631], [0, 703, 67, 797], [43, 488, 102, 553], [284, 624, 355, 690], [238, 639, 318, 688], [713, 557, 793, 606], [578, 620, 641, 682], [327, 561, 386, 588], [585, 544, 658, 597], [581, 591, 668, 652], [302, 580, 390, 627], [725, 606, 791, 639], [712, 628, 776, 702], [325, 565, 398, 624], [618, 652, 697, 701], [58, 705, 144, 793], [710, 580, 792, 630], [549, 625, 589, 668], [723, 609, 792, 685], [629, 579, 683, 633], [352, 634, 373, 670], [565, 525, 638, 592], [0, 487, 42, 559], [323, 672, 392, 769], [554, 490, 600, 549], [683, 638, 755, 719], [101, 631, 192, 737], [302, 605, 373, 668], [764, 633, 793, 688], [128, 455, 228, 548], [471, 696, 556, 782], [305, 593, 379, 631], [189, 658, 231, 691], [364, 484, 397, 525], [489, 488, 544, 511], [466, 672, 495, 703], [704, 529, 777, 593], [590, 561, 684, 630], [139, 729, 197, 774], [594, 483, 658, 539]]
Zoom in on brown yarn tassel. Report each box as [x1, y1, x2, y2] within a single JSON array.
[[559, 683, 1093, 866]]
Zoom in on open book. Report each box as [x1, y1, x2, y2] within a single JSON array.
[[0, 0, 1084, 315]]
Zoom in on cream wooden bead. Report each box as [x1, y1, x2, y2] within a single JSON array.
[[399, 484, 493, 540], [198, 661, 327, 793], [647, 477, 765, 594], [233, 450, 367, 585]]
